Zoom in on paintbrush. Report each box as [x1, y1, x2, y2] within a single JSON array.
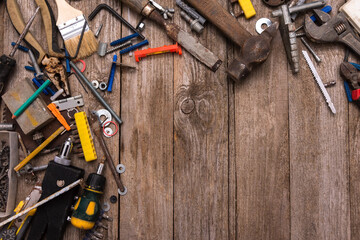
[[55, 0, 98, 59]]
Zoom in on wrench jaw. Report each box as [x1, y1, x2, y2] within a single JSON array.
[[305, 11, 360, 57], [304, 14, 337, 43]]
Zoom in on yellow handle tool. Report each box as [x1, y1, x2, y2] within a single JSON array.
[[14, 126, 65, 172], [239, 0, 256, 19]]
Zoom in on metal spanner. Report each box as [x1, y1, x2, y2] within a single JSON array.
[[305, 10, 360, 57]]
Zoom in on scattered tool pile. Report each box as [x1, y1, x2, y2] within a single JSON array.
[[0, 0, 359, 239]]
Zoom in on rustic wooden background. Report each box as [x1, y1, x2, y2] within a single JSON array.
[[1, 0, 359, 239]]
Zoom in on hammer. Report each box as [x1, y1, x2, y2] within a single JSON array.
[[186, 0, 278, 82]]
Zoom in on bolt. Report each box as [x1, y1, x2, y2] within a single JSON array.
[[180, 11, 204, 34], [176, 0, 206, 25], [300, 37, 321, 62]]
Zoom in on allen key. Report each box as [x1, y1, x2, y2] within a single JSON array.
[[88, 4, 145, 40]]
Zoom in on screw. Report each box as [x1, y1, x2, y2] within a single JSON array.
[[106, 41, 132, 55], [180, 11, 204, 34], [296, 32, 306, 37], [324, 81, 336, 87], [300, 37, 321, 62]]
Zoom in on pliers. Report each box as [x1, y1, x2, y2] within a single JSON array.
[[304, 9, 360, 57], [5, 0, 70, 96], [340, 62, 360, 106]]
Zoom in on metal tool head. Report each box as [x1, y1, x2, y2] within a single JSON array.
[[340, 62, 360, 89], [305, 10, 351, 43], [227, 22, 278, 82]]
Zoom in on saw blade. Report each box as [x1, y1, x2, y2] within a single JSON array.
[[302, 50, 336, 114]]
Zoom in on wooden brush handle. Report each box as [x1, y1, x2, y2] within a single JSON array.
[[186, 0, 252, 47], [54, 0, 83, 25], [34, 0, 64, 57]]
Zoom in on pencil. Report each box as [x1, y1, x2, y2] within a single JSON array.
[[12, 79, 51, 119]]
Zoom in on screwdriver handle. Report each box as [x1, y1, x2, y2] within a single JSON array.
[[0, 55, 16, 94]]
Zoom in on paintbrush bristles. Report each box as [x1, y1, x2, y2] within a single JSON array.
[[65, 30, 98, 59]]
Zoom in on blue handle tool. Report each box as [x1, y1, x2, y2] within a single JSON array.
[[110, 33, 140, 46], [107, 55, 118, 92], [11, 42, 29, 52], [120, 40, 149, 55]]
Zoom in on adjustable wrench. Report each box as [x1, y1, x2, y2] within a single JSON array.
[[305, 9, 360, 57]]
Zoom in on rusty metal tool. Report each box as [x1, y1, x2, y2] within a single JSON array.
[[185, 0, 280, 82], [340, 62, 360, 104], [263, 0, 286, 7], [305, 10, 360, 57], [112, 1, 221, 71], [271, 0, 326, 74], [149, 0, 174, 20], [227, 23, 278, 82], [90, 113, 127, 195]]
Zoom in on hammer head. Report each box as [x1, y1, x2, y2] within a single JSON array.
[[227, 22, 278, 82]]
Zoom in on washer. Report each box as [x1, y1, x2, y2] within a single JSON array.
[[104, 127, 113, 138], [116, 164, 126, 174], [94, 109, 112, 127], [102, 202, 110, 212], [99, 82, 107, 91], [255, 18, 272, 34], [118, 186, 127, 196], [92, 80, 99, 89]]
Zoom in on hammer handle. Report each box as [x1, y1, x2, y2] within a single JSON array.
[[119, 0, 148, 14], [186, 0, 252, 47]]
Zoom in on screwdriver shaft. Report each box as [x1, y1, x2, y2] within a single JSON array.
[[9, 7, 40, 57]]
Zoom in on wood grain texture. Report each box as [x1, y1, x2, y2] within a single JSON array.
[[119, 2, 174, 239], [173, 0, 229, 239], [1, 0, 359, 239], [289, 1, 350, 240], [234, 2, 290, 239], [350, 102, 360, 240]]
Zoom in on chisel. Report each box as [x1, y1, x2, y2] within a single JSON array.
[[114, 1, 221, 72], [0, 7, 40, 94]]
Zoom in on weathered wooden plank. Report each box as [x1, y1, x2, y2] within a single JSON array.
[[234, 1, 290, 238], [61, 1, 123, 239], [289, 1, 350, 239], [350, 100, 360, 239], [119, 2, 174, 239], [173, 0, 229, 239]]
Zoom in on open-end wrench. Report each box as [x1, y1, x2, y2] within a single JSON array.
[[305, 9, 360, 57]]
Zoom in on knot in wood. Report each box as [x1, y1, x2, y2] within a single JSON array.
[[180, 98, 195, 114]]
